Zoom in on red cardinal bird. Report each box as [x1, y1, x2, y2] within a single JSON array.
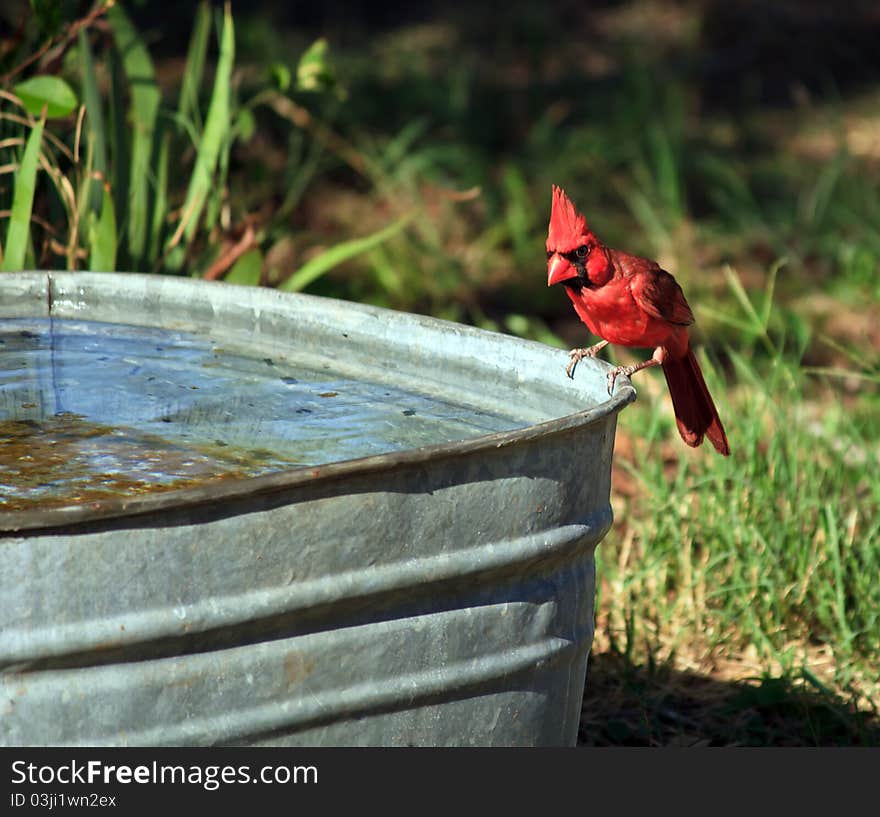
[[546, 185, 729, 455]]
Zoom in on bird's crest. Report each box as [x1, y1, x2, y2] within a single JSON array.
[[548, 185, 589, 248]]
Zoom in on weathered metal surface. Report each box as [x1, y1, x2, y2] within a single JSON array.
[[0, 271, 635, 747]]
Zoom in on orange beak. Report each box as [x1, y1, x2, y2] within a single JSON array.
[[547, 253, 575, 287]]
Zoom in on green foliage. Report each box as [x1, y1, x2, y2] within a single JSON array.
[[163, 2, 235, 272], [87, 184, 116, 271], [26, 0, 78, 39], [225, 247, 262, 286], [0, 1, 390, 281], [1, 116, 43, 271], [13, 75, 77, 118], [78, 28, 107, 216], [280, 213, 415, 293], [177, 2, 212, 132], [106, 3, 160, 267], [296, 38, 344, 98]]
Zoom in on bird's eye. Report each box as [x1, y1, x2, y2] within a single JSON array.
[[576, 245, 589, 258]]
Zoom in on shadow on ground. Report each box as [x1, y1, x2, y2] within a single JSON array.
[[579, 650, 880, 747]]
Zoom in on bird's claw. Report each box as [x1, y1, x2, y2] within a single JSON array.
[[565, 344, 606, 379], [565, 349, 586, 379], [606, 365, 635, 395]]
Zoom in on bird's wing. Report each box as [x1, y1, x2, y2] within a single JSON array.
[[619, 254, 695, 327]]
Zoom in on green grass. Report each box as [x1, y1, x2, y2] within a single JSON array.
[[597, 339, 879, 695], [588, 265, 878, 738]]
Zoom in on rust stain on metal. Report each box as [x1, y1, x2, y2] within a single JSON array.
[[284, 651, 315, 686]]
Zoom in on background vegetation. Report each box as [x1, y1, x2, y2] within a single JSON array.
[[1, 0, 877, 745]]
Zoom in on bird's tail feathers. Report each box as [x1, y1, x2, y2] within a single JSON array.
[[661, 347, 730, 456]]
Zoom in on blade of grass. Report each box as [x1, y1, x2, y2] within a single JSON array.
[[74, 122, 96, 267], [225, 247, 262, 286], [723, 263, 762, 330], [722, 263, 777, 355], [802, 367, 880, 385], [815, 333, 880, 374], [148, 122, 169, 266], [824, 504, 855, 650], [165, 2, 234, 271], [696, 304, 758, 336], [78, 28, 107, 215], [761, 257, 785, 328], [280, 212, 414, 292], [1, 116, 44, 271], [177, 1, 212, 128], [802, 153, 846, 229], [368, 243, 405, 298], [88, 184, 116, 271], [108, 45, 130, 264], [108, 2, 160, 267], [203, 113, 232, 243]]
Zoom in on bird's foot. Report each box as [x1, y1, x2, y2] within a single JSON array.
[[605, 354, 662, 394], [565, 340, 609, 379], [605, 364, 638, 395]]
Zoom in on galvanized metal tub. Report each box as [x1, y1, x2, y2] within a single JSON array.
[[0, 271, 634, 747]]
